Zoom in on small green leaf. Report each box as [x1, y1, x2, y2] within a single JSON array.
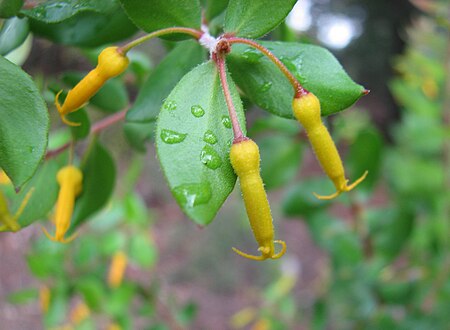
[[125, 41, 205, 150], [156, 62, 246, 225], [224, 0, 296, 38], [0, 56, 49, 189], [0, 0, 23, 18], [7, 288, 38, 304], [77, 278, 105, 311], [23, 1, 137, 47], [129, 234, 157, 268], [258, 135, 302, 190], [120, 0, 201, 34], [63, 72, 128, 113], [227, 42, 365, 118], [72, 141, 116, 228], [0, 17, 29, 56]]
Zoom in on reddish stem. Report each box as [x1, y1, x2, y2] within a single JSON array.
[[215, 54, 246, 143], [45, 109, 128, 160], [227, 37, 307, 98]]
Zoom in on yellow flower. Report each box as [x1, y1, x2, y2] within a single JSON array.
[[230, 138, 286, 260], [42, 165, 83, 243], [292, 92, 368, 199], [108, 251, 127, 288], [70, 302, 90, 324], [55, 47, 129, 126], [39, 286, 51, 313]]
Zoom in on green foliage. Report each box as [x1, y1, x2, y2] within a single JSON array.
[[0, 55, 48, 188], [72, 140, 116, 228], [22, 0, 137, 47], [224, 0, 296, 38], [228, 42, 365, 118], [119, 0, 201, 34], [156, 62, 246, 225], [0, 0, 23, 18]]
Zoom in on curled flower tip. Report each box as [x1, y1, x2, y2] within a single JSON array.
[[232, 240, 286, 261], [313, 170, 369, 200], [41, 226, 79, 243], [55, 91, 81, 127]]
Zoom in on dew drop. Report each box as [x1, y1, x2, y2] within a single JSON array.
[[160, 129, 187, 144], [200, 145, 222, 170], [259, 81, 272, 92], [242, 48, 263, 63], [173, 182, 212, 208], [203, 130, 218, 145], [191, 105, 205, 118], [163, 100, 177, 111], [222, 116, 232, 129]]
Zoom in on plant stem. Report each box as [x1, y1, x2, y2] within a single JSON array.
[[119, 27, 203, 54], [227, 37, 307, 98], [215, 54, 246, 143], [45, 109, 128, 160]]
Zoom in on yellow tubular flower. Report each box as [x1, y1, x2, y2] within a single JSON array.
[[39, 286, 51, 313], [70, 302, 90, 324], [230, 139, 286, 261], [292, 92, 368, 200], [55, 46, 129, 126], [42, 165, 83, 243], [108, 251, 127, 288]]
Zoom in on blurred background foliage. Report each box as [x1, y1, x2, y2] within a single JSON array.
[[0, 0, 449, 329]]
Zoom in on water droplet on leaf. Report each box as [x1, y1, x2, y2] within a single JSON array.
[[242, 49, 263, 63], [191, 105, 205, 118], [222, 116, 231, 129], [173, 182, 212, 208], [203, 130, 218, 145], [259, 81, 272, 92], [200, 145, 222, 170], [160, 129, 187, 144], [163, 100, 177, 111]]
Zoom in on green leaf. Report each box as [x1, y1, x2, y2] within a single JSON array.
[[0, 17, 29, 56], [282, 177, 332, 218], [258, 135, 302, 190], [7, 288, 38, 304], [224, 0, 296, 38], [204, 0, 228, 20], [156, 61, 246, 225], [129, 234, 157, 268], [125, 41, 205, 149], [0, 56, 49, 189], [77, 278, 105, 311], [347, 127, 384, 191], [21, 0, 114, 23], [119, 0, 201, 34], [227, 42, 366, 118], [67, 108, 91, 140], [23, 1, 137, 47], [123, 121, 155, 152], [0, 0, 23, 18], [63, 72, 128, 113], [72, 141, 116, 228], [10, 158, 60, 228]]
